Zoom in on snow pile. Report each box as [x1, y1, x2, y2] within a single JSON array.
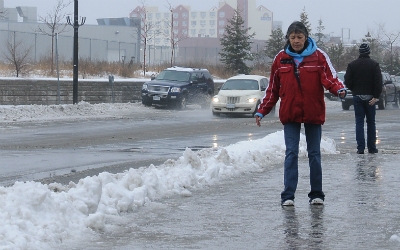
[[0, 102, 142, 122], [0, 130, 338, 249]]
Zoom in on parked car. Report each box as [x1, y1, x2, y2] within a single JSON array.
[[211, 75, 269, 116], [339, 71, 399, 110], [141, 66, 215, 109]]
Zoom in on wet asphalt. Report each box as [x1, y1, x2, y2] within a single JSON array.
[[64, 105, 400, 250], [67, 153, 400, 250]]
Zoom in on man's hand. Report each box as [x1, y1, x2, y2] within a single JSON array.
[[369, 98, 378, 106], [339, 90, 346, 98], [255, 115, 262, 127]]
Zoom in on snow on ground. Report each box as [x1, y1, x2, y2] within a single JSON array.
[[0, 100, 344, 249]]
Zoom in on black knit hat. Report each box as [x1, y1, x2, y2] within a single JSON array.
[[359, 43, 370, 54], [285, 21, 309, 39]]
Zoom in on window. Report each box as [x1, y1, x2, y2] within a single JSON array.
[[182, 21, 187, 26], [200, 12, 206, 18], [155, 38, 160, 44], [156, 13, 161, 19], [173, 13, 178, 18], [148, 13, 153, 19], [200, 20, 206, 26], [173, 21, 178, 27], [209, 29, 215, 35], [191, 12, 197, 18], [219, 28, 224, 35], [191, 29, 196, 35], [210, 12, 215, 18], [200, 29, 205, 35], [182, 29, 187, 35], [182, 12, 188, 18], [219, 11, 225, 18], [191, 21, 197, 26], [218, 20, 225, 26], [164, 13, 169, 19], [210, 20, 215, 26], [261, 78, 268, 89]]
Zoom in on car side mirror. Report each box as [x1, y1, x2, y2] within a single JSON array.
[[191, 80, 198, 84], [261, 87, 266, 91]]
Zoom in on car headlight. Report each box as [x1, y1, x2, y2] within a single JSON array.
[[142, 84, 148, 90], [247, 98, 258, 103], [212, 96, 220, 103], [170, 87, 181, 93]]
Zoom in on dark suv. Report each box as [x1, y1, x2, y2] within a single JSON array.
[[339, 71, 398, 110], [141, 66, 215, 109]]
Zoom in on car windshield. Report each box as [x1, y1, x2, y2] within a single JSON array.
[[221, 79, 259, 90], [155, 70, 191, 82]]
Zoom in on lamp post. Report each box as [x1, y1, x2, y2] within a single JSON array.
[[67, 0, 86, 104], [341, 28, 350, 44]]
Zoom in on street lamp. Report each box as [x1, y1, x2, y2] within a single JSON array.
[[341, 28, 350, 44], [67, 0, 86, 104]]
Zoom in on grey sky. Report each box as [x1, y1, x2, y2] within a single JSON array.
[[8, 0, 400, 43]]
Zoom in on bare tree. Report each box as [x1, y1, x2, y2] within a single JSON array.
[[166, 3, 188, 66], [3, 32, 33, 77], [37, 0, 71, 74], [0, 8, 8, 19], [131, 0, 161, 76], [376, 24, 400, 74]]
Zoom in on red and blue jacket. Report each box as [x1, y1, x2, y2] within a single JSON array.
[[256, 38, 345, 125]]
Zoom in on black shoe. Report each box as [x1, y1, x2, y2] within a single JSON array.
[[368, 148, 378, 154], [357, 150, 364, 154]]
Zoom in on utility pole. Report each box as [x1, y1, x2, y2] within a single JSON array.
[[67, 0, 85, 104]]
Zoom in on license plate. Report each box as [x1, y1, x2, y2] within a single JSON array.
[[226, 103, 235, 108], [153, 96, 161, 101]]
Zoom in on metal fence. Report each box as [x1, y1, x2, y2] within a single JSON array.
[[0, 29, 267, 67], [0, 29, 138, 63]]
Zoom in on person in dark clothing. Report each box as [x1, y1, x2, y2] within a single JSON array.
[[344, 43, 382, 154], [255, 21, 346, 206]]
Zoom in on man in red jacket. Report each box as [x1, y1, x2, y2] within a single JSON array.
[[255, 21, 346, 206]]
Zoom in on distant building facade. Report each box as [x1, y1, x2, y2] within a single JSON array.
[[129, 0, 273, 48]]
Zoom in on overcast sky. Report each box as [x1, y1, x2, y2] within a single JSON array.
[[8, 0, 400, 43]]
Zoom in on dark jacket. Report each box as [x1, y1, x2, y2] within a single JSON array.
[[344, 54, 382, 99], [257, 41, 344, 125]]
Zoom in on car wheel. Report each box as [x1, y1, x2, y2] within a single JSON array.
[[392, 93, 400, 108], [142, 98, 152, 107], [342, 103, 350, 110], [212, 111, 220, 116], [377, 94, 386, 110]]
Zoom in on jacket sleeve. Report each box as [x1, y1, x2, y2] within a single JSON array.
[[344, 64, 353, 91], [257, 55, 280, 116], [373, 63, 382, 99], [319, 50, 345, 95]]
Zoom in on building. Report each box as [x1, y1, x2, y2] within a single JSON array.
[[0, 1, 140, 64], [129, 0, 273, 47]]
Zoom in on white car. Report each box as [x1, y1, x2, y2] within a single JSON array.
[[211, 74, 269, 116]]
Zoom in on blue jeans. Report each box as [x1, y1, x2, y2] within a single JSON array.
[[353, 96, 377, 151], [281, 122, 325, 202]]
